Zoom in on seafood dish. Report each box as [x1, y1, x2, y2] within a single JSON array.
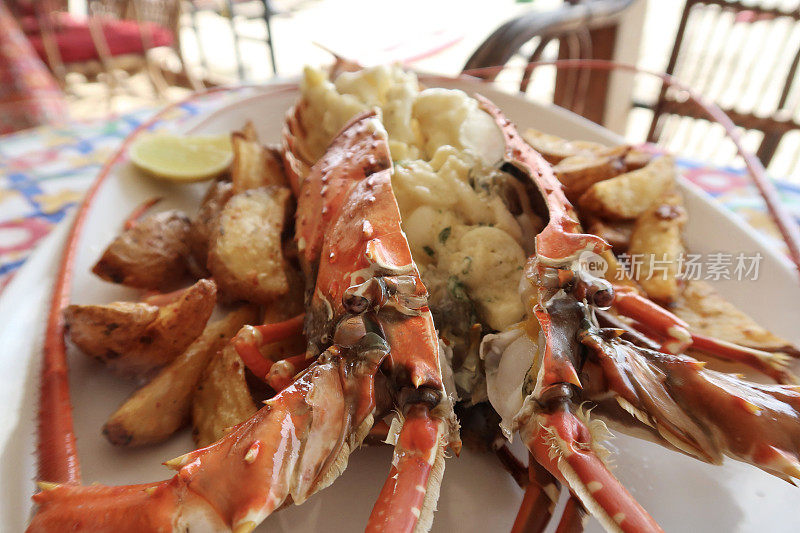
[[26, 64, 800, 532]]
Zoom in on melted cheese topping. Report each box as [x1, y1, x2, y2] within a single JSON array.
[[300, 65, 529, 331]]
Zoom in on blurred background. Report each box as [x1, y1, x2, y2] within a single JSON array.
[[3, 0, 800, 177]]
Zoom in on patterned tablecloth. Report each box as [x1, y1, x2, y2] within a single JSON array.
[[2, 90, 800, 292]]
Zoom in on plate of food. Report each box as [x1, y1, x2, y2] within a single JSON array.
[[4, 64, 800, 533]]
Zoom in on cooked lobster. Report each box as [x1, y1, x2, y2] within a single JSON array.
[[27, 65, 800, 533]]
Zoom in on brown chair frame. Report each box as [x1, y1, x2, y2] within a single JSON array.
[[645, 0, 800, 170], [463, 0, 636, 124]]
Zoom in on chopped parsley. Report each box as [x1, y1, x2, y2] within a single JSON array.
[[423, 245, 435, 257], [438, 226, 452, 244], [448, 276, 469, 302], [461, 256, 473, 275]]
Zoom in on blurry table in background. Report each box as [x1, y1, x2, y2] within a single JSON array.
[[1, 90, 800, 292]]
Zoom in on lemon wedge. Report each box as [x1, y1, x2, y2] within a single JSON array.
[[129, 133, 233, 182]]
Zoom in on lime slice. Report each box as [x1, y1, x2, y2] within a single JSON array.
[[129, 133, 233, 182]]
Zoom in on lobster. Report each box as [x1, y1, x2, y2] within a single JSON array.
[[27, 63, 800, 532]]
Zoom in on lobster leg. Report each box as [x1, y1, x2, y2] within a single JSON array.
[[232, 314, 312, 390], [613, 285, 795, 383], [612, 286, 691, 354], [554, 496, 588, 533], [367, 405, 448, 532], [522, 405, 662, 533], [510, 457, 560, 533]]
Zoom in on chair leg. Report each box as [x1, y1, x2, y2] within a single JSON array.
[[261, 0, 277, 75], [144, 53, 170, 99], [177, 50, 206, 92], [225, 0, 246, 80], [189, 3, 209, 77]]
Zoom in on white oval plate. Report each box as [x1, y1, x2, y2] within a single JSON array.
[[2, 77, 799, 533]]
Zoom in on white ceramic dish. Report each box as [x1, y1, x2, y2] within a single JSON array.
[[2, 77, 799, 532]]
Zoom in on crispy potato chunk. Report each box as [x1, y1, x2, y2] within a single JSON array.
[[231, 121, 287, 193], [628, 192, 687, 303], [188, 180, 233, 275], [65, 279, 216, 375], [93, 210, 191, 290], [553, 145, 628, 201], [192, 342, 258, 447], [103, 305, 258, 446], [674, 280, 798, 356], [208, 186, 293, 304], [579, 155, 676, 220], [523, 128, 607, 164]]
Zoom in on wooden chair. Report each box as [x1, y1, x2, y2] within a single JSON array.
[[643, 0, 800, 177], [466, 0, 800, 176], [186, 0, 278, 81], [21, 0, 201, 105], [463, 0, 636, 125]]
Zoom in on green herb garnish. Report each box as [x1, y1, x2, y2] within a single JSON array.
[[461, 256, 473, 275], [448, 276, 469, 302]]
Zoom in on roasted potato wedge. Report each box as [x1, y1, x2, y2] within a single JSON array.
[[579, 155, 676, 220], [587, 217, 634, 252], [92, 210, 192, 290], [208, 186, 293, 304], [188, 179, 233, 275], [65, 279, 217, 375], [231, 122, 287, 193], [602, 250, 637, 289], [628, 192, 687, 303], [262, 265, 305, 324], [240, 120, 258, 142], [623, 148, 654, 171], [192, 342, 258, 447], [553, 145, 628, 201], [673, 280, 799, 356], [523, 128, 607, 164], [103, 304, 258, 446]]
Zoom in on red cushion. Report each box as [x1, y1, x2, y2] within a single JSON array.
[[26, 14, 174, 64], [8, 1, 36, 16]]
